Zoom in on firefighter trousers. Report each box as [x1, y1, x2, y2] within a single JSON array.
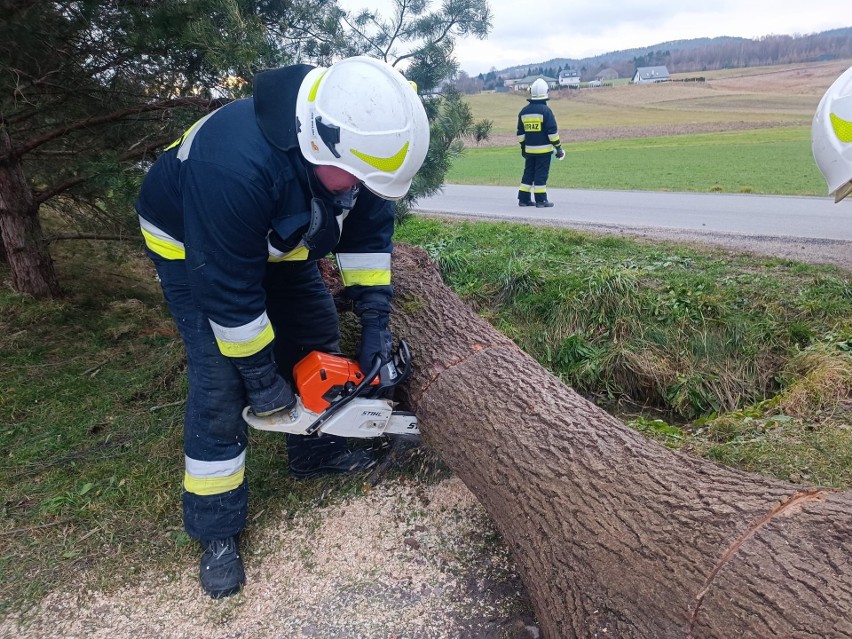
[[150, 255, 340, 540], [518, 153, 553, 203]]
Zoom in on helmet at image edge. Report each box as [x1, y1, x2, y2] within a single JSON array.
[[296, 56, 430, 200], [812, 65, 852, 202], [530, 78, 549, 100]]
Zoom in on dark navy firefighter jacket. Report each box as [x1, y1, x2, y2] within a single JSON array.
[[135, 64, 394, 382], [516, 99, 561, 155]]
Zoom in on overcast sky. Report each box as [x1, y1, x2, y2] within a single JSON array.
[[337, 0, 850, 76]]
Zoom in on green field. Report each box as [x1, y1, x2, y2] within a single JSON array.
[[448, 127, 827, 195], [450, 60, 852, 195]]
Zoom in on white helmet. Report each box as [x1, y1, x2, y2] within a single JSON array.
[[296, 56, 430, 200], [812, 66, 852, 203], [530, 78, 549, 100]]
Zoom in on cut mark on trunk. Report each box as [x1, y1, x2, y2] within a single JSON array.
[[687, 488, 828, 638], [418, 343, 501, 396]]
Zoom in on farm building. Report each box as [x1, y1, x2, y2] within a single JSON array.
[[511, 75, 559, 92], [632, 66, 671, 84], [558, 70, 581, 87]]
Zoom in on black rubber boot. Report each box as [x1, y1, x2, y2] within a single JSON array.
[[288, 434, 377, 480], [199, 536, 246, 599], [536, 200, 554, 208], [518, 200, 535, 207]]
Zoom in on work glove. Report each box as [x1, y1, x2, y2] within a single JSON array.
[[247, 375, 296, 417], [235, 359, 296, 417], [555, 147, 565, 161], [358, 310, 393, 376]]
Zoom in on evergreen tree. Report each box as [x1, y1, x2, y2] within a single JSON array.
[[0, 0, 492, 297]]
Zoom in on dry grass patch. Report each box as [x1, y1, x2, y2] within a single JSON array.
[[779, 346, 852, 418]]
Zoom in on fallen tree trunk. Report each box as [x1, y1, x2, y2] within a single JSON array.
[[374, 244, 852, 639]]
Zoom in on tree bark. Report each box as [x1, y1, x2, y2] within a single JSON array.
[[0, 124, 61, 297], [381, 243, 852, 639]]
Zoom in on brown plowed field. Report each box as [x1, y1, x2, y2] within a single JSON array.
[[466, 58, 852, 144]]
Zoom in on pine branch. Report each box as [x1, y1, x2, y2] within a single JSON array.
[[45, 233, 139, 244], [33, 134, 176, 205], [13, 97, 217, 158]]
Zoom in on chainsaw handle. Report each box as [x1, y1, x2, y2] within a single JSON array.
[[374, 339, 412, 393]]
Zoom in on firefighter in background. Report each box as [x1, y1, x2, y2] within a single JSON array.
[[135, 56, 429, 599], [813, 66, 852, 203], [517, 78, 565, 208]]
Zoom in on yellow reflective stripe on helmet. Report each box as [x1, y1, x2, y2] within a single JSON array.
[[830, 112, 852, 143], [184, 452, 246, 496], [351, 142, 409, 173], [139, 217, 186, 260], [307, 71, 328, 102], [209, 314, 275, 358]]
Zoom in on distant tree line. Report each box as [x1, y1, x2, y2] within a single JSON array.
[[474, 29, 852, 91], [665, 32, 852, 72]]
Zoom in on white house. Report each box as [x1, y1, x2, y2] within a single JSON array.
[[632, 66, 671, 84], [558, 70, 581, 88]]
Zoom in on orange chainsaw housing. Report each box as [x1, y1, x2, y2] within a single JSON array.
[[293, 351, 379, 414]]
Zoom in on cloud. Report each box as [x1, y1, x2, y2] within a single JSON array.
[[336, 0, 849, 76]]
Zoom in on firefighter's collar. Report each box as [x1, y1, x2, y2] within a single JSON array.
[[254, 64, 314, 151]]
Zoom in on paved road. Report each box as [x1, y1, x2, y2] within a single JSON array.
[[414, 185, 852, 271]]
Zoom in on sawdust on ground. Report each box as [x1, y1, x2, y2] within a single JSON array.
[[1, 477, 538, 639]]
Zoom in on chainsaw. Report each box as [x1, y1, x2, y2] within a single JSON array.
[[242, 340, 419, 439]]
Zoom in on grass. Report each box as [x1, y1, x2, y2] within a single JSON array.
[[447, 127, 827, 194], [394, 216, 852, 483]]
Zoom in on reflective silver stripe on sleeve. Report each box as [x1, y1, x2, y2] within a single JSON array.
[[337, 253, 392, 271], [209, 312, 271, 343], [138, 215, 185, 250], [176, 111, 216, 161]]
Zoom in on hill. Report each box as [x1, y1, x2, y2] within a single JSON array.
[[494, 27, 852, 82]]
